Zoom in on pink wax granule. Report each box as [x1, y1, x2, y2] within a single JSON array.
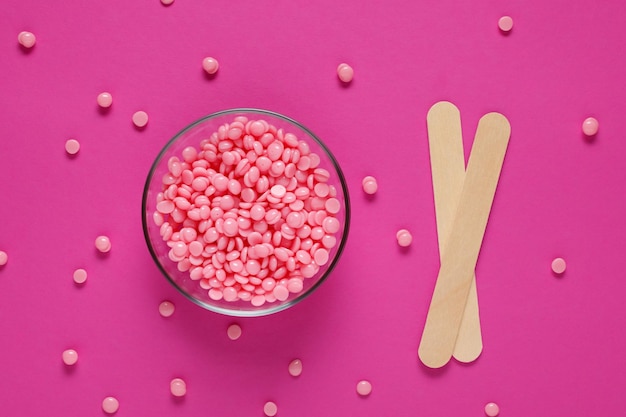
[[170, 378, 186, 397], [18, 31, 36, 48], [337, 63, 354, 83], [356, 380, 372, 396]]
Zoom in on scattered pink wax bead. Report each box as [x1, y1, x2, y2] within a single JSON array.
[[18, 31, 36, 48], [227, 323, 242, 340], [73, 268, 87, 284], [356, 380, 372, 396], [337, 63, 354, 83], [485, 402, 500, 417], [498, 16, 513, 32], [288, 359, 303, 376], [159, 300, 175, 317], [133, 111, 149, 128], [95, 235, 111, 253], [263, 401, 278, 417], [362, 176, 378, 195], [102, 396, 119, 414], [65, 139, 80, 155], [170, 378, 187, 397], [161, 0, 174, 5], [62, 349, 78, 366], [582, 117, 599, 136], [396, 229, 412, 247], [97, 92, 113, 108], [0, 251, 7, 266], [551, 257, 566, 274], [202, 57, 219, 75]]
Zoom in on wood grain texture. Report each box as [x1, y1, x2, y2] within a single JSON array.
[[426, 101, 483, 364], [419, 112, 510, 368]]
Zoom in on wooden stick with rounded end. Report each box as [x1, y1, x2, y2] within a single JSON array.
[[419, 112, 510, 369], [426, 101, 483, 363]]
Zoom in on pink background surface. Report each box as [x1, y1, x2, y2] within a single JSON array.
[[1, 0, 626, 415]]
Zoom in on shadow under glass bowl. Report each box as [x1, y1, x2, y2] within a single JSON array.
[[142, 108, 350, 317]]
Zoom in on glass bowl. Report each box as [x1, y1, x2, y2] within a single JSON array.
[[142, 108, 350, 316]]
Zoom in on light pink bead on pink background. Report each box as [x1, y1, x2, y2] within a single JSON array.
[[288, 359, 303, 376], [582, 117, 599, 136], [396, 229, 412, 247], [485, 402, 500, 417], [133, 110, 149, 127], [95, 235, 111, 252], [337, 63, 354, 82], [498, 16, 513, 32], [551, 257, 566, 274], [97, 92, 113, 108], [65, 139, 80, 155], [159, 300, 175, 317], [202, 57, 219, 74], [62, 349, 78, 365], [356, 380, 372, 396], [73, 268, 87, 284], [102, 397, 119, 414], [18, 31, 36, 48], [170, 378, 187, 397], [227, 323, 242, 340], [263, 401, 278, 417], [362, 176, 378, 195]]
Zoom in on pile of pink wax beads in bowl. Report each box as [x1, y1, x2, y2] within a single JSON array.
[[142, 109, 350, 316]]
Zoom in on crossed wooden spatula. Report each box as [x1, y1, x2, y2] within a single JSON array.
[[419, 101, 511, 369]]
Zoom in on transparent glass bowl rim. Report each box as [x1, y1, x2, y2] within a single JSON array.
[[141, 107, 351, 316]]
